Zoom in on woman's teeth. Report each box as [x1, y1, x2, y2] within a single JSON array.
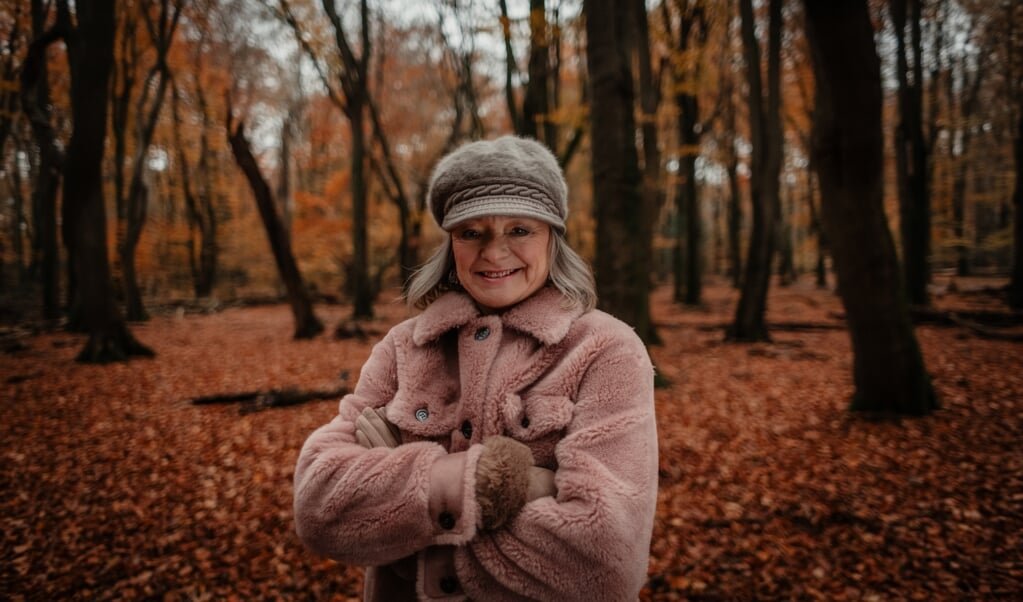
[[481, 269, 516, 278]]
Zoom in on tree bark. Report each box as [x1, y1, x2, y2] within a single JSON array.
[[21, 0, 63, 321], [319, 0, 373, 320], [522, 0, 549, 143], [804, 0, 937, 415], [171, 79, 218, 298], [61, 0, 153, 362], [891, 0, 931, 306], [1011, 112, 1023, 309], [663, 2, 707, 306], [585, 0, 655, 344], [633, 0, 667, 324], [227, 119, 324, 340], [729, 0, 782, 342]]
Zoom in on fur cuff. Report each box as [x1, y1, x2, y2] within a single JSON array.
[[475, 436, 534, 530]]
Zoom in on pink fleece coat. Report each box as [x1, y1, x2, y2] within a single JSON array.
[[293, 287, 658, 601]]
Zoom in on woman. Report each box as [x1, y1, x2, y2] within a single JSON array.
[[294, 136, 658, 601]]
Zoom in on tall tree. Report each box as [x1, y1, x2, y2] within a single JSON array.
[[19, 0, 62, 320], [171, 75, 219, 298], [947, 15, 988, 277], [1006, 1, 1023, 309], [585, 0, 655, 343], [114, 0, 183, 321], [632, 0, 665, 328], [729, 0, 783, 342], [57, 0, 153, 361], [278, 0, 375, 319], [891, 0, 932, 305], [227, 114, 323, 340], [662, 0, 712, 305], [804, 0, 937, 415], [498, 0, 584, 166]]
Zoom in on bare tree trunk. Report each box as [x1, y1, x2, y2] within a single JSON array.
[[804, 0, 937, 415], [227, 118, 323, 340], [729, 0, 782, 342], [21, 0, 63, 321], [62, 0, 153, 362], [171, 79, 218, 298], [1011, 113, 1023, 309], [891, 0, 931, 306], [720, 59, 743, 289], [633, 0, 666, 322], [498, 0, 522, 134], [119, 0, 180, 321], [585, 0, 655, 344], [522, 0, 549, 143], [1005, 2, 1023, 309], [663, 2, 708, 306]]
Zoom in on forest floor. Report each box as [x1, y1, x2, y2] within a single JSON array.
[[1, 276, 1020, 600]]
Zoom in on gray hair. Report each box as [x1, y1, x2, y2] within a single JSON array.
[[404, 232, 597, 312]]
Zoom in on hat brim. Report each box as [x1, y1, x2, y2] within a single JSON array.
[[440, 196, 566, 232]]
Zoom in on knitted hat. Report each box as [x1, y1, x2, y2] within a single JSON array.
[[428, 136, 568, 232]]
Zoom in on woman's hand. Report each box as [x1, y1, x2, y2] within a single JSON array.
[[355, 406, 403, 449], [527, 466, 557, 501]]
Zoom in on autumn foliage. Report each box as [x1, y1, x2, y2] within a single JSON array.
[[2, 278, 1020, 599]]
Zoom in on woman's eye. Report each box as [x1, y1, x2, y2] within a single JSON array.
[[458, 229, 480, 240], [509, 227, 529, 236]]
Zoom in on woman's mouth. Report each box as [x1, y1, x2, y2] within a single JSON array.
[[478, 268, 519, 279]]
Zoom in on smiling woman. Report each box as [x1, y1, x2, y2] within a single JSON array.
[[293, 136, 659, 601]]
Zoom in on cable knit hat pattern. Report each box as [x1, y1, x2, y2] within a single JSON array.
[[428, 136, 568, 232]]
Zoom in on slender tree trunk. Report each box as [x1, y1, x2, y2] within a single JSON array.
[[585, 0, 655, 344], [174, 81, 218, 298], [498, 0, 522, 134], [891, 0, 931, 305], [1011, 113, 1023, 309], [664, 3, 708, 306], [522, 0, 549, 142], [120, 1, 179, 321], [729, 0, 782, 342], [318, 0, 373, 319], [228, 119, 323, 340], [349, 102, 374, 318], [804, 0, 937, 415], [63, 0, 153, 362], [21, 0, 62, 320], [678, 93, 701, 305], [805, 167, 828, 288], [633, 0, 667, 324], [720, 66, 743, 289]]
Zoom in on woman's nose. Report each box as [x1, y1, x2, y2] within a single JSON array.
[[479, 235, 509, 260]]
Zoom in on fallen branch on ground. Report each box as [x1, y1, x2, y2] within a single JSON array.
[[191, 386, 348, 414]]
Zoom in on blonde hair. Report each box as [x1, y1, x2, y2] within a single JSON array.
[[404, 232, 597, 312]]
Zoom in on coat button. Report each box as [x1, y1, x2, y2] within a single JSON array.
[[415, 408, 429, 422], [474, 327, 490, 341], [440, 576, 459, 594], [438, 511, 456, 530], [460, 420, 473, 439]]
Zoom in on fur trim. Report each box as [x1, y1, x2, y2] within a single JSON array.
[[474, 436, 534, 530]]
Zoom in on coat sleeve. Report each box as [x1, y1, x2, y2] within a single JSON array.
[[454, 323, 659, 601], [292, 330, 483, 566]]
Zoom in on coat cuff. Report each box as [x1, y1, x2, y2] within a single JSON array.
[[427, 447, 482, 545]]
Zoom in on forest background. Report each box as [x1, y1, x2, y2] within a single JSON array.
[[1, 0, 1022, 599]]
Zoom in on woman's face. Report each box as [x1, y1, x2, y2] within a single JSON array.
[[450, 215, 552, 312]]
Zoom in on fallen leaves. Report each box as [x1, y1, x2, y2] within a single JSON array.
[[1, 278, 1020, 599]]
